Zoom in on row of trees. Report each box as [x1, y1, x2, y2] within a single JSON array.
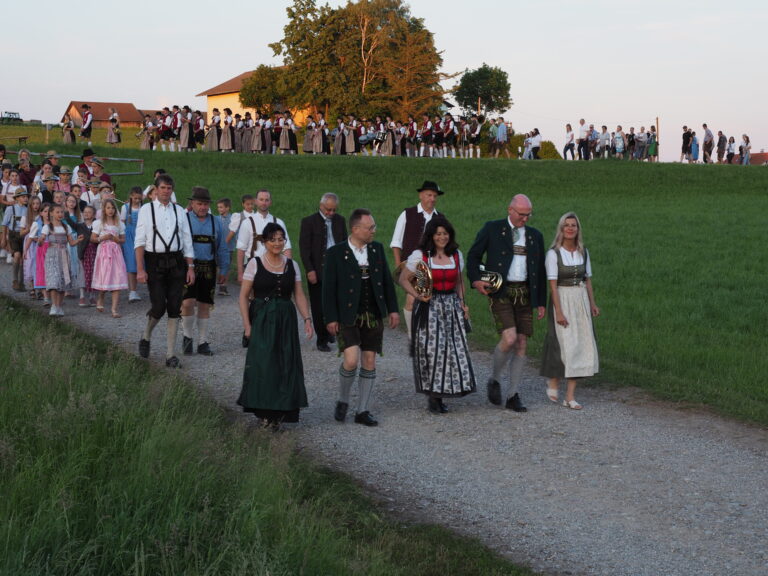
[[240, 0, 511, 120]]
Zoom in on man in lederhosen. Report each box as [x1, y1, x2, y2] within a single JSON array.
[[235, 189, 291, 283], [134, 174, 195, 368], [299, 192, 347, 352], [390, 180, 444, 339], [323, 208, 399, 427], [1, 188, 29, 291], [467, 194, 546, 412], [180, 187, 230, 356]]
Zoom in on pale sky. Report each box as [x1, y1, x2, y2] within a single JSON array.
[[4, 0, 766, 161]]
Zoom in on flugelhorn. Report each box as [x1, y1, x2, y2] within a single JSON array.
[[394, 260, 432, 300], [478, 264, 503, 294]]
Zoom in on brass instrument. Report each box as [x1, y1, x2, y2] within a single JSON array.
[[394, 260, 432, 300], [478, 264, 503, 294]]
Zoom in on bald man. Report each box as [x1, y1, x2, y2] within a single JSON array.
[[467, 194, 547, 412]]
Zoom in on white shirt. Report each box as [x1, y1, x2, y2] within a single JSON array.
[[141, 185, 177, 204], [390, 203, 439, 250], [565, 130, 574, 145], [546, 247, 592, 280], [348, 239, 369, 266], [406, 249, 464, 273], [578, 123, 588, 139], [236, 212, 291, 258], [243, 256, 301, 282], [228, 210, 254, 234], [92, 219, 126, 238], [133, 199, 194, 258], [506, 217, 527, 282]]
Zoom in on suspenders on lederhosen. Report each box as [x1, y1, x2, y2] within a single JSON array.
[[150, 202, 181, 270], [186, 212, 217, 268], [246, 214, 276, 264]]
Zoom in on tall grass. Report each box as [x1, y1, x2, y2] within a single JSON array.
[[0, 298, 530, 575], [9, 141, 768, 425]]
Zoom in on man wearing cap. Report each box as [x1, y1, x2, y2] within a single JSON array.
[[180, 187, 230, 356], [80, 104, 93, 146], [235, 189, 292, 283], [323, 208, 400, 427], [134, 174, 195, 368], [466, 194, 546, 413], [1, 188, 30, 290], [390, 180, 444, 339], [299, 192, 348, 352]]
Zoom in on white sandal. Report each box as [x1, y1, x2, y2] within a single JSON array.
[[563, 399, 582, 410], [546, 388, 559, 403]]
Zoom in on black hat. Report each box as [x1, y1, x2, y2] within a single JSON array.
[[417, 180, 443, 195], [81, 148, 96, 159], [189, 186, 212, 203]]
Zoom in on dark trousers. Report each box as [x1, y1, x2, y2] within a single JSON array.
[[145, 251, 186, 319], [578, 139, 590, 160], [308, 279, 330, 345]]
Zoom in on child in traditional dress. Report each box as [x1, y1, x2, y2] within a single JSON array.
[[23, 196, 42, 297], [79, 205, 98, 307], [91, 199, 128, 317], [121, 187, 143, 302], [40, 204, 83, 316], [63, 193, 84, 297], [33, 203, 52, 305]]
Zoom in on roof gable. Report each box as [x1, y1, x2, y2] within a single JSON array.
[[64, 101, 144, 123], [196, 71, 254, 97]]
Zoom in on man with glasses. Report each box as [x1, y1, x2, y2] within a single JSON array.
[[323, 208, 399, 427], [467, 194, 546, 412], [299, 193, 348, 352]]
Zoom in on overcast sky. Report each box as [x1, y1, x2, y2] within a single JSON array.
[[4, 0, 766, 161]]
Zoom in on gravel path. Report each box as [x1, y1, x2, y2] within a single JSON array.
[[3, 268, 767, 576]]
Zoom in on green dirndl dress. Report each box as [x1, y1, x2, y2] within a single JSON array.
[[237, 257, 308, 423]]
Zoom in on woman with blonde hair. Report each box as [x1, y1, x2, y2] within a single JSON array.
[[540, 212, 600, 409]]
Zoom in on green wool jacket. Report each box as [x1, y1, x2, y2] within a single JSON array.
[[466, 219, 547, 308], [322, 240, 399, 327]]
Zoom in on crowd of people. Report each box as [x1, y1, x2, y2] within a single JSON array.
[[2, 152, 602, 427], [561, 119, 755, 164]]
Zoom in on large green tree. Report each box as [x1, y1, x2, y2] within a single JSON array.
[[239, 65, 290, 115], [264, 0, 446, 118], [454, 64, 512, 117]]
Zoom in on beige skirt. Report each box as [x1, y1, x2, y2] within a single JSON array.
[[540, 284, 599, 378]]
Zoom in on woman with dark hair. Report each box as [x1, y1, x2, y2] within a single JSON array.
[[220, 108, 234, 152], [540, 212, 600, 409], [399, 217, 476, 414], [238, 222, 312, 427]]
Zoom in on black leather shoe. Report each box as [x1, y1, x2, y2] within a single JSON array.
[[505, 393, 527, 412], [334, 401, 348, 422], [438, 398, 449, 414], [138, 338, 150, 358], [317, 343, 331, 352], [354, 411, 378, 426], [165, 356, 181, 369], [182, 336, 194, 355], [487, 379, 502, 405], [427, 397, 441, 414], [197, 342, 214, 356]]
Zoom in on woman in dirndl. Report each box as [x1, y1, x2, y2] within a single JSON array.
[[62, 114, 76, 144], [106, 108, 121, 146], [303, 116, 316, 154], [540, 212, 600, 410], [205, 108, 221, 151], [238, 223, 313, 428], [219, 108, 234, 151], [399, 216, 476, 414]]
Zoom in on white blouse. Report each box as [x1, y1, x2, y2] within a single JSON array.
[[545, 247, 592, 280], [243, 256, 301, 282], [406, 249, 464, 273]]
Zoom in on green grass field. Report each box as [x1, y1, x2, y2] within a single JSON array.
[[6, 139, 768, 426], [0, 298, 532, 575]]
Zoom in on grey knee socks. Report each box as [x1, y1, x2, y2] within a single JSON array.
[[166, 318, 179, 359], [492, 344, 514, 382], [358, 368, 376, 413], [339, 365, 356, 404], [143, 316, 160, 340], [508, 355, 526, 397]]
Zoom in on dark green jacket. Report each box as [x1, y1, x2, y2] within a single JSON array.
[[466, 219, 547, 308], [322, 240, 399, 326]]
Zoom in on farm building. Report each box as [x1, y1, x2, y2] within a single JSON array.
[[61, 102, 144, 129]]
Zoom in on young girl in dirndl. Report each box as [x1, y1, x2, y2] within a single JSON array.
[[91, 199, 128, 317]]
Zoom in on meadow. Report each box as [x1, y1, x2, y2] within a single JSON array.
[[0, 298, 531, 575], [6, 133, 768, 426]]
